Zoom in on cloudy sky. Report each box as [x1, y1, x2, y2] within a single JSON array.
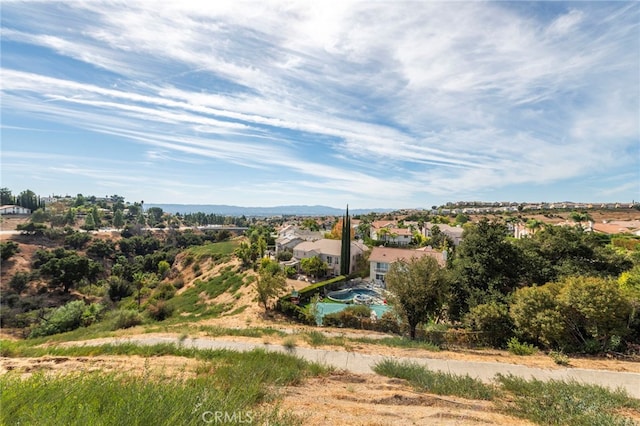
[[1, 1, 638, 209]]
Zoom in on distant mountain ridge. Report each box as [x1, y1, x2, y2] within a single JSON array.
[[144, 204, 392, 216]]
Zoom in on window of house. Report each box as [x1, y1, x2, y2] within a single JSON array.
[[327, 256, 333, 264]]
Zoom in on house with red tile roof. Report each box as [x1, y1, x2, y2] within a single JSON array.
[[368, 246, 446, 284]]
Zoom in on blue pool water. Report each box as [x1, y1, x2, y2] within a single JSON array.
[[327, 288, 380, 303], [314, 302, 391, 326]]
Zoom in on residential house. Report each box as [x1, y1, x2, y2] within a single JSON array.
[[422, 223, 464, 246], [368, 246, 446, 284], [0, 205, 31, 215], [275, 225, 323, 254], [292, 239, 366, 277], [370, 221, 413, 246]]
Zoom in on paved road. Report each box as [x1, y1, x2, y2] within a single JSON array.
[[72, 336, 640, 398]]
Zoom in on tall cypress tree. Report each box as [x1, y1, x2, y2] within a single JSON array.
[[340, 205, 351, 276]]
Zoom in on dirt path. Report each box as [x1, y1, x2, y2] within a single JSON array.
[[60, 335, 640, 398]]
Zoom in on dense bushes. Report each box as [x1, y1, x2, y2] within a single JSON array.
[[510, 276, 634, 352], [0, 241, 20, 260], [323, 305, 371, 328], [464, 302, 513, 347], [29, 301, 105, 337]]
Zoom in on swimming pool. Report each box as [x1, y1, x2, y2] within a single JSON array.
[[314, 302, 391, 326], [327, 287, 380, 303]]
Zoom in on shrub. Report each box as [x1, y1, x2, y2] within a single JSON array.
[[157, 260, 171, 278], [549, 351, 570, 366], [464, 302, 514, 347], [29, 301, 104, 337], [154, 282, 176, 301], [0, 241, 20, 261], [372, 311, 401, 334], [173, 277, 185, 289], [108, 277, 133, 301], [147, 300, 174, 321], [323, 305, 371, 328], [111, 309, 143, 330], [9, 272, 30, 293], [507, 337, 537, 356]]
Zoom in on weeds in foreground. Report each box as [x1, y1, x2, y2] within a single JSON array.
[[373, 358, 640, 426], [1, 345, 330, 426], [507, 337, 538, 356], [282, 337, 297, 351], [549, 350, 570, 366], [373, 358, 496, 400]]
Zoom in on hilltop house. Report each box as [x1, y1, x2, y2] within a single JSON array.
[[368, 246, 447, 284], [0, 205, 31, 215], [292, 239, 366, 277]]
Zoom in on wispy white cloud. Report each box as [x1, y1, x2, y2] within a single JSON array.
[[1, 1, 638, 207]]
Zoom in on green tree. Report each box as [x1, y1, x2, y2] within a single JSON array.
[[559, 276, 632, 351], [64, 208, 76, 226], [340, 206, 351, 275], [257, 235, 267, 259], [0, 187, 15, 205], [385, 255, 449, 340], [1, 241, 20, 261], [74, 194, 86, 207], [83, 212, 96, 230], [157, 260, 171, 278], [234, 242, 253, 268], [30, 208, 49, 223], [509, 283, 565, 348], [255, 263, 287, 312], [16, 189, 43, 211], [147, 207, 164, 226], [113, 209, 125, 229], [38, 250, 102, 293], [91, 206, 101, 228], [301, 218, 320, 231], [300, 256, 328, 279], [455, 214, 470, 225], [450, 219, 524, 319]]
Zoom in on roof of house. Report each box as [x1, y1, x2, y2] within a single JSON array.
[[424, 223, 464, 238], [0, 205, 28, 209], [371, 220, 397, 229], [592, 222, 635, 235], [369, 246, 445, 267], [293, 239, 365, 257]]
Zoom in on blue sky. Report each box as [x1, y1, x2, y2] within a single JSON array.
[[1, 1, 638, 209]]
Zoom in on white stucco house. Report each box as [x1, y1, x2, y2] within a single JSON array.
[[370, 221, 413, 246], [292, 238, 366, 277], [0, 205, 31, 215]]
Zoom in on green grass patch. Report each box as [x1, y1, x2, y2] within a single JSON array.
[[185, 241, 237, 260], [167, 269, 245, 317], [507, 337, 538, 356], [1, 345, 329, 426], [495, 374, 640, 426], [372, 358, 640, 425], [199, 326, 287, 339], [353, 336, 440, 351], [373, 358, 495, 400]]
